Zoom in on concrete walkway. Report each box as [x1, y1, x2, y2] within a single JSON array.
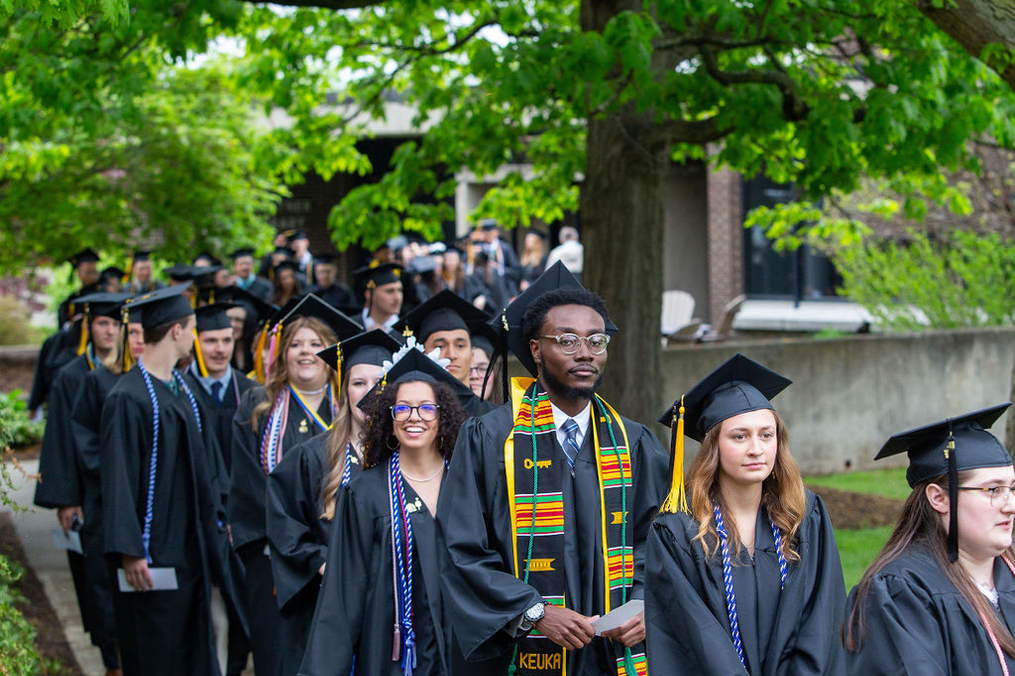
[[2, 457, 104, 675]]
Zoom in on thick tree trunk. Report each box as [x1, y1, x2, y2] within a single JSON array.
[[917, 0, 1015, 90], [581, 110, 668, 427]]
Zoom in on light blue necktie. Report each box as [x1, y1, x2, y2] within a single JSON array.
[[562, 418, 580, 476]]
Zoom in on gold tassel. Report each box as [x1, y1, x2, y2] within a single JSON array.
[[76, 308, 90, 356], [254, 323, 268, 384], [659, 396, 689, 514], [193, 328, 208, 377], [121, 306, 132, 372], [335, 347, 342, 397]]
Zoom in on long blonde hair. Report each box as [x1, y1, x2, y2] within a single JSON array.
[[320, 385, 355, 521], [844, 472, 1015, 656], [688, 409, 806, 563], [251, 316, 338, 430]]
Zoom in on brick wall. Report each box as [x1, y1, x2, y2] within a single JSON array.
[[706, 154, 744, 327]]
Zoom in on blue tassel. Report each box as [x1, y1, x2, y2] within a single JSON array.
[[401, 630, 417, 676]]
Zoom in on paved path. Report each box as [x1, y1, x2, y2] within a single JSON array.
[[2, 458, 104, 675]]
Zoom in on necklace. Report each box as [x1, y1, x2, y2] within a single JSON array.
[[400, 463, 445, 482], [293, 384, 327, 396]]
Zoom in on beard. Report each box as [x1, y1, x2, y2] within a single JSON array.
[[540, 367, 603, 402]]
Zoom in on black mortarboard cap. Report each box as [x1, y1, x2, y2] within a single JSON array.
[[359, 345, 474, 412], [353, 262, 403, 291], [132, 250, 153, 263], [317, 329, 400, 375], [231, 247, 256, 260], [195, 303, 237, 333], [471, 334, 494, 357], [190, 265, 223, 288], [75, 292, 130, 319], [217, 286, 276, 323], [659, 353, 792, 442], [193, 251, 219, 266], [478, 219, 499, 232], [273, 260, 298, 276], [490, 260, 617, 377], [406, 255, 437, 274], [395, 290, 494, 344], [288, 230, 309, 242], [271, 293, 362, 342], [100, 266, 126, 282], [527, 229, 548, 240], [273, 246, 295, 257], [875, 403, 1012, 561], [68, 248, 100, 266], [164, 264, 196, 282], [655, 353, 791, 515], [314, 253, 337, 266], [127, 284, 194, 330]]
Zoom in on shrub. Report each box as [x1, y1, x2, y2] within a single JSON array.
[[0, 554, 44, 675], [0, 297, 37, 346]]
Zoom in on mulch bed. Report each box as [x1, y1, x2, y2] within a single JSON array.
[[807, 484, 905, 530], [0, 512, 85, 676]]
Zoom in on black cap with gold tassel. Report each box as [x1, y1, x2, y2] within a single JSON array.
[[659, 396, 689, 514]]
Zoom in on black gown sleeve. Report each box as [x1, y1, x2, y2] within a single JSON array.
[[266, 438, 328, 613], [100, 383, 149, 559], [33, 360, 87, 508], [645, 514, 750, 676], [229, 387, 268, 550], [435, 413, 543, 662], [627, 421, 670, 600]]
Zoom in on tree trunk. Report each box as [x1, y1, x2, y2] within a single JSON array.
[[581, 110, 668, 427], [917, 0, 1015, 91]]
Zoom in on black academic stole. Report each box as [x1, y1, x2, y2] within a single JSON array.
[[505, 378, 647, 676]]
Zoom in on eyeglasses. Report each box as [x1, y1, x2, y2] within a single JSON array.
[[469, 364, 489, 374], [390, 404, 440, 422], [539, 333, 610, 355], [957, 484, 1015, 506]]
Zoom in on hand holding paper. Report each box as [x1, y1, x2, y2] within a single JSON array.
[[592, 600, 645, 646]]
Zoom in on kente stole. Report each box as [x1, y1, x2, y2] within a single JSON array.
[[505, 377, 647, 676]]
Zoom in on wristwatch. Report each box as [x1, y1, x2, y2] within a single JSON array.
[[523, 601, 546, 629]]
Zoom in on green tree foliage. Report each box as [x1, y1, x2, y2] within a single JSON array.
[[833, 229, 1015, 331], [0, 554, 44, 676]]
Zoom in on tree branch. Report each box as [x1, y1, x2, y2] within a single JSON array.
[[234, 0, 385, 8], [698, 43, 810, 121]]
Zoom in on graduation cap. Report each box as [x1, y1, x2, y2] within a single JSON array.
[[353, 262, 403, 291], [193, 251, 219, 266], [231, 247, 256, 260], [216, 286, 276, 324], [477, 219, 499, 232], [359, 341, 474, 413], [394, 290, 494, 345], [406, 255, 437, 275], [68, 248, 100, 267], [526, 229, 548, 240], [288, 230, 309, 242], [132, 250, 153, 263], [488, 260, 618, 378], [657, 353, 792, 514], [75, 291, 130, 320], [875, 403, 1013, 562], [100, 266, 126, 283], [471, 334, 494, 357], [164, 263, 196, 283], [269, 293, 362, 343], [272, 246, 295, 258], [126, 284, 194, 330], [194, 303, 236, 333], [314, 253, 337, 266], [317, 328, 400, 376], [273, 260, 299, 276]]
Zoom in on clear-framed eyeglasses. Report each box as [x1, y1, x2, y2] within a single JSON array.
[[390, 404, 440, 422], [539, 332, 610, 355], [957, 484, 1015, 506]]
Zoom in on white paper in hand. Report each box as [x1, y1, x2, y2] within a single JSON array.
[[51, 529, 83, 554], [591, 599, 644, 636], [116, 567, 179, 592]]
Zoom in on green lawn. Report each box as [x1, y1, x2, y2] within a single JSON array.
[[805, 466, 911, 501], [803, 467, 909, 590]]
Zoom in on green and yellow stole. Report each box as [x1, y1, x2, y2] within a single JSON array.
[[505, 377, 648, 676]]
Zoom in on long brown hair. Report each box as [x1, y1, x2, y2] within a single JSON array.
[[689, 409, 806, 563], [362, 379, 466, 468], [319, 383, 355, 521], [251, 316, 338, 430], [844, 471, 1015, 656]]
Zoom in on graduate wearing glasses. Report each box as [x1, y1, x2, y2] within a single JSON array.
[[845, 404, 1015, 675], [300, 343, 474, 676]]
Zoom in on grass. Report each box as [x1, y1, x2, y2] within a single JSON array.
[[803, 467, 909, 590], [835, 525, 893, 591], [805, 466, 910, 501]]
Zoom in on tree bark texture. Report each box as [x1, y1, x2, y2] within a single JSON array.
[[917, 0, 1015, 90]]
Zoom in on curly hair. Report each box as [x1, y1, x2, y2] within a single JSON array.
[[362, 378, 467, 468], [520, 286, 610, 345]]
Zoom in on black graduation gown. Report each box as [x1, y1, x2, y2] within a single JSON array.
[[27, 325, 80, 411], [70, 365, 122, 650], [183, 367, 256, 475], [300, 466, 447, 676], [33, 354, 96, 641], [310, 283, 357, 310], [844, 544, 1015, 675], [101, 369, 235, 676], [436, 403, 670, 674], [240, 275, 274, 303], [57, 282, 101, 327], [266, 435, 363, 675], [229, 386, 333, 676], [645, 490, 846, 676]]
